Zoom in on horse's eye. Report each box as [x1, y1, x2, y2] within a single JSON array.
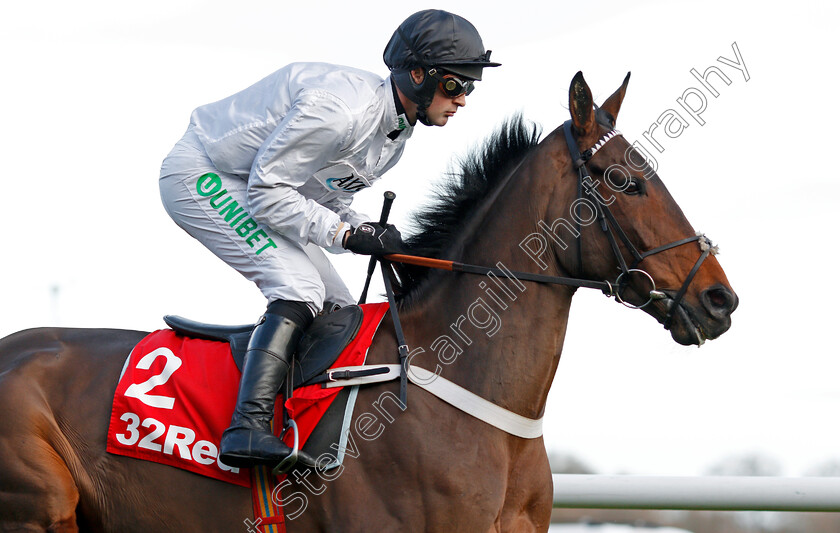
[[624, 178, 644, 196]]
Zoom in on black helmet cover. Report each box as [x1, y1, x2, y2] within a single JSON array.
[[383, 10, 500, 123]]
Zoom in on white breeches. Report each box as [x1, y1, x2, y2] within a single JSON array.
[[159, 127, 355, 313]]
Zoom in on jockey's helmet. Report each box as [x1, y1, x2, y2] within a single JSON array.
[[383, 10, 500, 125]]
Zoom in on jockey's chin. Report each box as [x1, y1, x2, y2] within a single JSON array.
[[424, 92, 466, 127]]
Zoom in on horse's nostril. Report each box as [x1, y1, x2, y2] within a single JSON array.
[[701, 286, 737, 318], [709, 290, 727, 308]]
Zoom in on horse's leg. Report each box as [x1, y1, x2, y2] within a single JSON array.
[[0, 362, 80, 532], [498, 441, 553, 532]]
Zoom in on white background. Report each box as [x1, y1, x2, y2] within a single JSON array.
[[1, 1, 837, 477]]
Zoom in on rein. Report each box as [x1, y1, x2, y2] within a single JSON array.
[[383, 254, 612, 292]]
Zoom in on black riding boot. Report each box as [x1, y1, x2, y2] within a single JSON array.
[[219, 303, 313, 468]]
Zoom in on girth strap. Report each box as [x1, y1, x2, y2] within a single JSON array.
[[320, 364, 544, 439]]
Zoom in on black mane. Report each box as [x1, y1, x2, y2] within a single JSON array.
[[395, 114, 542, 302]]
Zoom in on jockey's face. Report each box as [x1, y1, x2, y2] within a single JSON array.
[[408, 68, 467, 127], [423, 81, 467, 127], [399, 68, 467, 126]]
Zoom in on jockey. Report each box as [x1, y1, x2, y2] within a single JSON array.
[[159, 9, 500, 468]]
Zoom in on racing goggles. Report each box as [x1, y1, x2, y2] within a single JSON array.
[[428, 68, 475, 97]]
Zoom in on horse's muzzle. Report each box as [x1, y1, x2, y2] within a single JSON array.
[[665, 284, 738, 346]]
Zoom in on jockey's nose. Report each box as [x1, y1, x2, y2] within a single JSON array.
[[700, 285, 738, 320]]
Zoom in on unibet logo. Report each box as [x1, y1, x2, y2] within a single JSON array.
[[196, 173, 278, 256]]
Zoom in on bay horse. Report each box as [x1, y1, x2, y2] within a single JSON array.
[[0, 72, 737, 532]]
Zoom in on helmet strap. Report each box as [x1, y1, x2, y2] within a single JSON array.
[[417, 107, 432, 126], [415, 71, 438, 126]]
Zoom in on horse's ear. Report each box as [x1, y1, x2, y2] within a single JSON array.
[[569, 71, 594, 134], [599, 72, 631, 127]]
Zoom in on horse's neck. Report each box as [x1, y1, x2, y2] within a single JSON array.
[[402, 138, 575, 418]]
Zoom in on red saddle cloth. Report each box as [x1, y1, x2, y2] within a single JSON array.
[[106, 303, 389, 487]]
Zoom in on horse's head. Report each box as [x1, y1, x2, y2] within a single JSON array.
[[546, 71, 737, 346]]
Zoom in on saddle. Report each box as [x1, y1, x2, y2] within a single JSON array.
[[161, 304, 370, 471], [163, 305, 364, 389]]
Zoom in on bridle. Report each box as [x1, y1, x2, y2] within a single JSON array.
[[561, 120, 718, 327]]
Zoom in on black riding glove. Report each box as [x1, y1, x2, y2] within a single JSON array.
[[343, 222, 405, 256]]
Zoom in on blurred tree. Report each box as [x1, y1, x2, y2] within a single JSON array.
[[703, 453, 784, 532], [804, 458, 840, 477], [776, 459, 840, 532], [547, 451, 597, 474], [704, 452, 783, 477]]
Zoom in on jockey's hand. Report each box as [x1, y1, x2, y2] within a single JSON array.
[[343, 222, 405, 256]]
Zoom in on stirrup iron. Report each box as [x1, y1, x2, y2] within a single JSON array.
[[272, 419, 300, 475]]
